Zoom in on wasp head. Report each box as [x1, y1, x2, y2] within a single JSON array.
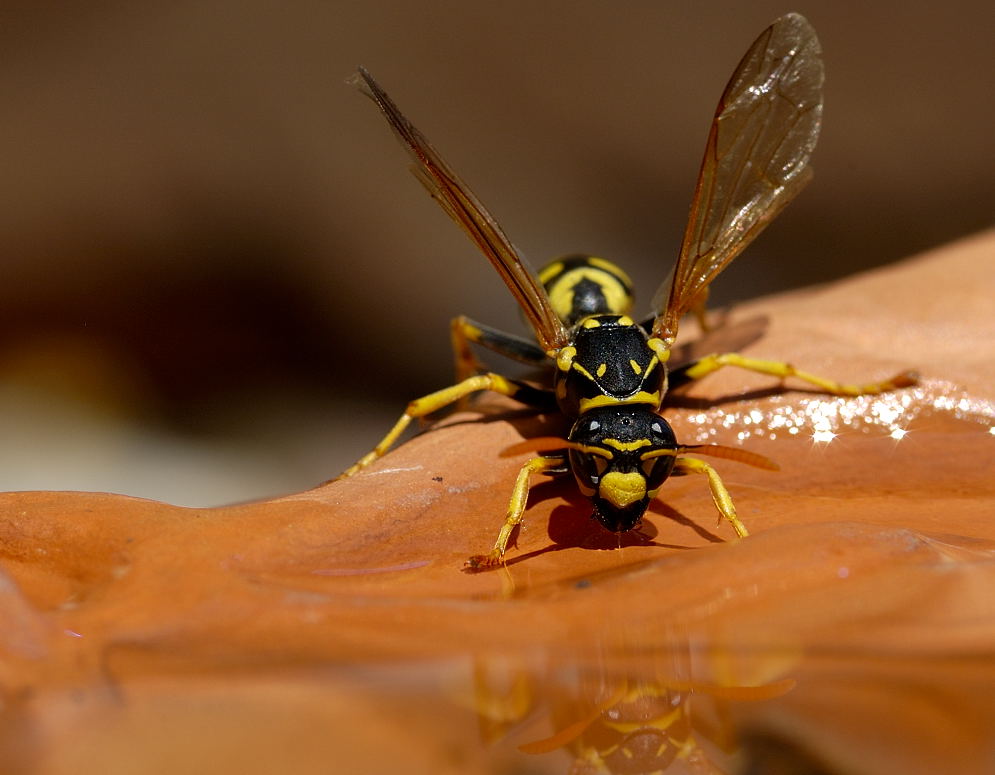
[[567, 406, 679, 533]]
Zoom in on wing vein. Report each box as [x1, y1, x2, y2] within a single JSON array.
[[652, 13, 823, 349], [352, 67, 569, 352]]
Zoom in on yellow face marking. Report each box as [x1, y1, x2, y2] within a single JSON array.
[[599, 471, 646, 508], [603, 438, 651, 452], [537, 261, 564, 284], [616, 315, 634, 326], [582, 317, 601, 328], [596, 363, 607, 377], [629, 359, 642, 375], [579, 390, 661, 413]]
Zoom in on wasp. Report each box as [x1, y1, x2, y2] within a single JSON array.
[[340, 13, 916, 569]]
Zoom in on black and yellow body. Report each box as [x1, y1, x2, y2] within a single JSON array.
[[541, 260, 676, 534], [339, 14, 918, 569], [539, 254, 635, 327], [553, 313, 665, 417]]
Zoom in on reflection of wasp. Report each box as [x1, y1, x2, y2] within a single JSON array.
[[470, 658, 795, 775], [520, 677, 793, 775], [340, 13, 916, 569]]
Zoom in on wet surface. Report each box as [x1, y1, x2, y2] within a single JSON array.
[[0, 232, 993, 774]]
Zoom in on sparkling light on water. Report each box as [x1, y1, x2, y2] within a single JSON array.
[[679, 380, 994, 444]]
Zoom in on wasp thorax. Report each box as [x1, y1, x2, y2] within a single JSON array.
[[553, 314, 667, 418], [568, 406, 679, 532]]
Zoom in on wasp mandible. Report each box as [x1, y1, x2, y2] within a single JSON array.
[[339, 13, 916, 569]]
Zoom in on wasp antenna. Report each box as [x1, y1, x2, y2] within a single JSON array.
[[518, 682, 629, 754], [680, 444, 779, 471], [500, 437, 569, 457]]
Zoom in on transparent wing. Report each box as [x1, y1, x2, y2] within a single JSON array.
[[652, 13, 823, 348], [351, 67, 570, 353]]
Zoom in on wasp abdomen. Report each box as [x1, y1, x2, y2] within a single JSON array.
[[538, 255, 634, 326]]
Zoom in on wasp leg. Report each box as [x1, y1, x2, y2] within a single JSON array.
[[338, 372, 554, 479], [673, 456, 749, 538], [451, 315, 548, 382], [675, 352, 917, 396], [689, 286, 711, 333], [465, 455, 565, 570]]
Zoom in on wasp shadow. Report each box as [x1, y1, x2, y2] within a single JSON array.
[[495, 476, 726, 570]]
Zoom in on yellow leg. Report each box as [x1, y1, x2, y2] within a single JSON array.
[[674, 456, 749, 538], [338, 372, 525, 479], [689, 286, 711, 333], [465, 455, 564, 570], [681, 352, 917, 397], [450, 315, 548, 383], [451, 315, 485, 382]]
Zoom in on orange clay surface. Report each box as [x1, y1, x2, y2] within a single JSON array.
[[0, 231, 993, 774]]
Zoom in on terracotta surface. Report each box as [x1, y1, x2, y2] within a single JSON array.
[[1, 230, 993, 774]]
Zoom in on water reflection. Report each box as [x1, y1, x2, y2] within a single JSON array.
[[457, 619, 797, 774], [460, 640, 995, 775]]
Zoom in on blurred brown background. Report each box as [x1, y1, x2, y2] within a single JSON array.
[[0, 0, 990, 505]]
